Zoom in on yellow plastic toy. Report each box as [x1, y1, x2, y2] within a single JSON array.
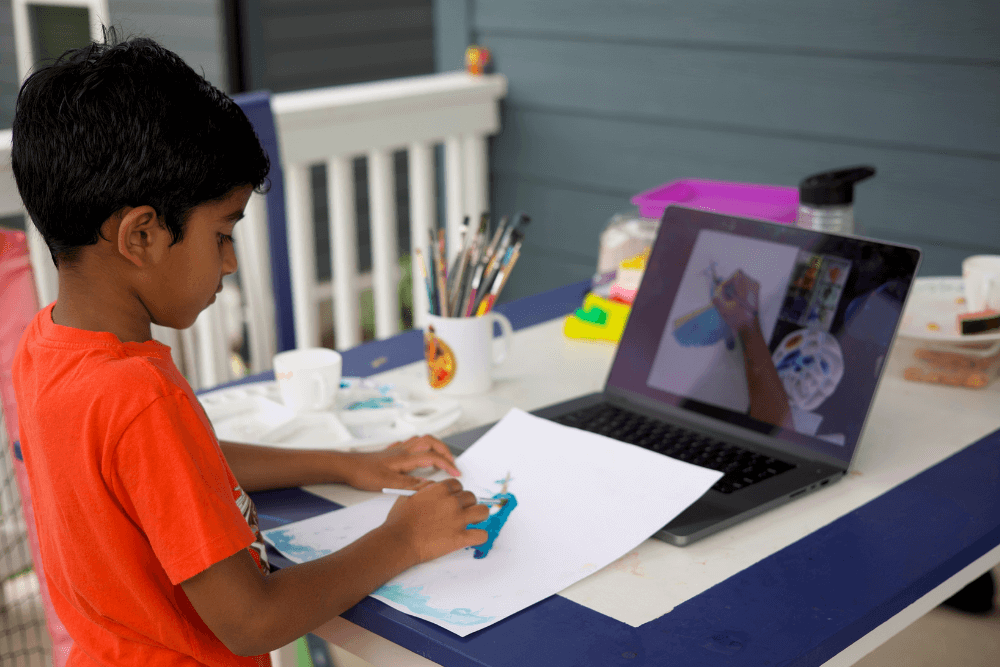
[[465, 45, 492, 75], [564, 293, 632, 343]]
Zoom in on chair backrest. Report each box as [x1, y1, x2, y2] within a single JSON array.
[[179, 92, 295, 390], [233, 91, 296, 354]]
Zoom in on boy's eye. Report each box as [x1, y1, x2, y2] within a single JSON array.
[[219, 233, 234, 246]]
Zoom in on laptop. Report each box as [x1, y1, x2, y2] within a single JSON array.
[[446, 205, 921, 545]]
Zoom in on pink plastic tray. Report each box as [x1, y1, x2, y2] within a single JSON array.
[[631, 178, 799, 224]]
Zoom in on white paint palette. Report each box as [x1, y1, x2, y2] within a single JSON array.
[[899, 276, 1000, 343], [199, 379, 461, 452]]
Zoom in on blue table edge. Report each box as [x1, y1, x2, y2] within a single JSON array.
[[243, 280, 1000, 666], [17, 279, 986, 666]]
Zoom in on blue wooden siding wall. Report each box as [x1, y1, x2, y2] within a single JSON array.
[[0, 0, 18, 129], [108, 0, 228, 91], [0, 1, 228, 131], [435, 0, 1000, 302], [250, 0, 435, 93]]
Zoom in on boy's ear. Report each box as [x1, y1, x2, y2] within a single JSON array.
[[116, 205, 167, 268]]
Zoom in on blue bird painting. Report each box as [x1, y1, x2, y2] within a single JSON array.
[[673, 263, 736, 349]]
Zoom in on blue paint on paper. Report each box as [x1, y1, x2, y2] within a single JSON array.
[[345, 396, 395, 410], [673, 307, 731, 347], [374, 584, 494, 625], [468, 493, 518, 559], [264, 528, 333, 563]]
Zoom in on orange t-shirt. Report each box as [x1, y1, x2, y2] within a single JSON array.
[[13, 303, 272, 666]]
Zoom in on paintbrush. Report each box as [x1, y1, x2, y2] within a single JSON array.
[[382, 488, 504, 506]]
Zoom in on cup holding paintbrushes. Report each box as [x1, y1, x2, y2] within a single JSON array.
[[420, 212, 527, 393]]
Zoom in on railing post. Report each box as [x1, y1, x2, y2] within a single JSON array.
[[284, 163, 320, 349], [408, 142, 435, 328], [444, 135, 465, 265], [463, 133, 489, 239], [328, 157, 360, 349], [368, 150, 399, 339]]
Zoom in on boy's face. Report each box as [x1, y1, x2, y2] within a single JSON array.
[[148, 185, 252, 330]]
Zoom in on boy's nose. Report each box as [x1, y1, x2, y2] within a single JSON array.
[[222, 242, 238, 275]]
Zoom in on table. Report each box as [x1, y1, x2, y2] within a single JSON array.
[[217, 281, 1000, 667]]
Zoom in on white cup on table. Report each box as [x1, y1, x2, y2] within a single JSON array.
[[423, 312, 514, 395], [272, 348, 342, 413], [963, 255, 1000, 312]]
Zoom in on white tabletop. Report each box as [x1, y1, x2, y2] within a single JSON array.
[[292, 320, 1000, 666]]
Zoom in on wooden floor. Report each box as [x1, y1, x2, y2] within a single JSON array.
[[855, 567, 1000, 667]]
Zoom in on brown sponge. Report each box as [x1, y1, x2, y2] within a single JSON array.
[[957, 309, 1000, 335]]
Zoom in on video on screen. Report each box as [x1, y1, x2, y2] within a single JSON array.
[[647, 229, 906, 447]]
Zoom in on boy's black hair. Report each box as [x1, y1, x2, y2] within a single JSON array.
[[11, 28, 270, 267]]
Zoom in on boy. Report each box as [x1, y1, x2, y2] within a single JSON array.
[[11, 33, 489, 664]]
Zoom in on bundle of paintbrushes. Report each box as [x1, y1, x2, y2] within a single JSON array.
[[415, 212, 530, 317]]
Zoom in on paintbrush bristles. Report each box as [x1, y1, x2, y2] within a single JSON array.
[[425, 212, 528, 318]]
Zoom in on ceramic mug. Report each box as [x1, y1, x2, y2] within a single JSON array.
[[273, 348, 343, 413], [962, 255, 1000, 312], [423, 312, 514, 394]]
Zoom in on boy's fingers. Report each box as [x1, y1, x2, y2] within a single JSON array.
[[426, 437, 456, 462], [401, 477, 431, 491], [468, 503, 490, 522], [405, 436, 458, 464], [440, 478, 463, 494], [387, 437, 415, 450], [466, 528, 489, 546], [457, 490, 477, 508], [406, 453, 461, 476]]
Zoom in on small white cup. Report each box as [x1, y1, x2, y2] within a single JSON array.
[[273, 348, 343, 413], [963, 255, 1000, 312], [423, 312, 514, 395]]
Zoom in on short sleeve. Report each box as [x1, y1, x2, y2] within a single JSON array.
[[111, 393, 255, 585]]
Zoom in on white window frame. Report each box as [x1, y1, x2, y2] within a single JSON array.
[[11, 0, 111, 83]]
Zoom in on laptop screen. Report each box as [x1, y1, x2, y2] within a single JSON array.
[[607, 205, 921, 464]]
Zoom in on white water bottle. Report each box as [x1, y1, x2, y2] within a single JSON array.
[[796, 166, 876, 235]]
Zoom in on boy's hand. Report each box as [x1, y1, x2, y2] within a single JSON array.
[[383, 479, 489, 565], [713, 269, 761, 335], [341, 435, 461, 492]]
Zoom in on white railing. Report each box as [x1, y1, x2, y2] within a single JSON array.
[[0, 72, 507, 389], [273, 71, 507, 350], [0, 130, 55, 308]]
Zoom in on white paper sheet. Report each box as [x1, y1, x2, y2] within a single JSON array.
[[263, 408, 722, 636]]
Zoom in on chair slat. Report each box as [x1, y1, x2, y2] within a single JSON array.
[[24, 224, 57, 308], [235, 192, 276, 374]]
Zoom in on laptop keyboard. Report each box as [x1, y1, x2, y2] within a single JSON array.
[[551, 403, 796, 494]]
